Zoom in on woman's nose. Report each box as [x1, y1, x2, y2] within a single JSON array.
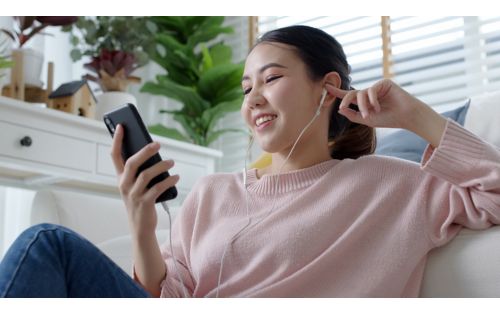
[[245, 89, 266, 110]]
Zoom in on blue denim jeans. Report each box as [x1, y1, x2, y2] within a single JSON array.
[[0, 223, 150, 297]]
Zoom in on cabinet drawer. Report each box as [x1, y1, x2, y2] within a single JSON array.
[[0, 121, 94, 172]]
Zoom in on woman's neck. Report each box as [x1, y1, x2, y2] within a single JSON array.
[[259, 140, 332, 177]]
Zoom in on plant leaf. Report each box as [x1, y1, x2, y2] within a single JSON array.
[[207, 128, 248, 146], [155, 33, 186, 56], [197, 63, 244, 103], [186, 17, 232, 47], [141, 78, 210, 113], [187, 26, 233, 48], [202, 98, 244, 134], [148, 124, 190, 143], [173, 114, 204, 145], [200, 45, 213, 74], [70, 48, 82, 61], [208, 43, 232, 67], [159, 109, 183, 114], [1, 29, 16, 42], [0, 57, 14, 69], [215, 87, 245, 104]]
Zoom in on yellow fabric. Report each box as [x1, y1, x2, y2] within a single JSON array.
[[250, 153, 272, 169]]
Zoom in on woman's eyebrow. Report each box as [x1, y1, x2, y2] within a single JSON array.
[[242, 63, 288, 82]]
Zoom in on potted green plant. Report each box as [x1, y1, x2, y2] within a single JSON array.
[[1, 16, 77, 87], [63, 16, 156, 92], [141, 16, 246, 147], [0, 35, 14, 80], [62, 16, 157, 119], [0, 56, 13, 79]]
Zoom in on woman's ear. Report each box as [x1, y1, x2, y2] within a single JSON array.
[[323, 71, 341, 88], [322, 71, 342, 107]]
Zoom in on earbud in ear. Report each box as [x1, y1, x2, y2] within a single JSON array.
[[316, 88, 328, 116], [320, 88, 328, 105]]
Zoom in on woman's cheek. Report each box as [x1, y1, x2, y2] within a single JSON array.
[[240, 101, 251, 127]]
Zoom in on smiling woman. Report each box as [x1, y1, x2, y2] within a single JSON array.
[[1, 24, 500, 298], [241, 26, 376, 177]]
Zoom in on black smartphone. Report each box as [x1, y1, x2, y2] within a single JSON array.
[[103, 103, 178, 202]]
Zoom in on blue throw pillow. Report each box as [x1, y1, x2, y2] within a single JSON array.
[[375, 100, 470, 162]]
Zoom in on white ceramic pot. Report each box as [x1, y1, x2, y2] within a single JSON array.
[[13, 48, 44, 87], [95, 91, 137, 121]]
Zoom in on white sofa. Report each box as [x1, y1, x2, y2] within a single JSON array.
[[420, 91, 500, 297], [27, 91, 500, 297], [28, 189, 172, 277]]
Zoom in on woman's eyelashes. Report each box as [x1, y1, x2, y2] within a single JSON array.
[[242, 75, 283, 95], [265, 74, 282, 83]]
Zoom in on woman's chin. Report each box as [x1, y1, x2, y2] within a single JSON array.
[[257, 140, 282, 154]]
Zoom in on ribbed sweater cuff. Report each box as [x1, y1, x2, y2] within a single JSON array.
[[421, 119, 484, 185]]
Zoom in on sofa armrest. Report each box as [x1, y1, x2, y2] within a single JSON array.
[[420, 226, 500, 297]]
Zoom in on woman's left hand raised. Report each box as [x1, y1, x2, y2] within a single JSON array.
[[325, 78, 448, 148], [326, 78, 428, 130]]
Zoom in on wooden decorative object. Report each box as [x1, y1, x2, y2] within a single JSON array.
[[2, 85, 46, 103], [98, 68, 141, 92], [10, 50, 25, 101], [48, 80, 97, 118], [2, 52, 55, 105]]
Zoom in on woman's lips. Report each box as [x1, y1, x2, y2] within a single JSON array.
[[256, 117, 276, 131]]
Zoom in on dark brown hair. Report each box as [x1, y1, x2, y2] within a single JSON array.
[[256, 25, 376, 159]]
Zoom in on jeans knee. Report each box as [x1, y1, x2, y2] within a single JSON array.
[[18, 223, 75, 242], [24, 223, 61, 235], [30, 223, 60, 231]]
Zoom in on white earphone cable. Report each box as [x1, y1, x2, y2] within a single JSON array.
[[216, 136, 254, 298], [161, 201, 189, 298], [214, 89, 327, 297]]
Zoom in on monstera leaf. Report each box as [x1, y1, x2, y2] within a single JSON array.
[[142, 16, 245, 147]]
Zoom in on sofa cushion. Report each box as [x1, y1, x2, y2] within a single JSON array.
[[464, 90, 500, 148], [375, 101, 470, 162]]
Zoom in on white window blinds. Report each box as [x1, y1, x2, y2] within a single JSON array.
[[390, 16, 500, 109], [258, 16, 384, 89], [258, 16, 500, 110]]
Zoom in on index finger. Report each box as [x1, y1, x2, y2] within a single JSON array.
[[325, 84, 349, 99], [110, 124, 125, 175]]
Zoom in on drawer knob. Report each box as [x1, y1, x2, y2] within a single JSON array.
[[20, 136, 32, 147]]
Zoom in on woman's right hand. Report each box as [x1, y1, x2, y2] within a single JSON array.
[[110, 124, 180, 237]]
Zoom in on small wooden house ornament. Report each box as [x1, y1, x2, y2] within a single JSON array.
[[48, 80, 96, 118]]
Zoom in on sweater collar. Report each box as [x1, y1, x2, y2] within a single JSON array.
[[245, 158, 339, 195]]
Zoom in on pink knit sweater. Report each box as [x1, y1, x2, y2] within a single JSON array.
[[158, 120, 500, 297]]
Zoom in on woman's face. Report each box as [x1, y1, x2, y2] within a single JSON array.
[[241, 42, 324, 153]]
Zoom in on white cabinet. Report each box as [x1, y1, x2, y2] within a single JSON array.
[[0, 96, 223, 207]]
